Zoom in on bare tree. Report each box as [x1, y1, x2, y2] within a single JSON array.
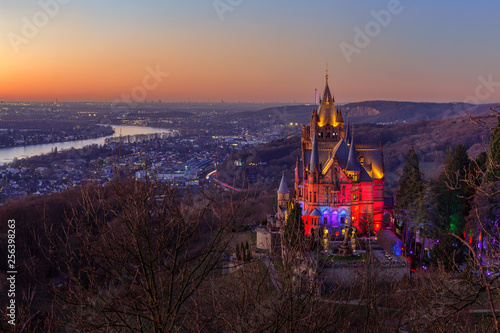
[[442, 106, 500, 333], [31, 178, 242, 332]]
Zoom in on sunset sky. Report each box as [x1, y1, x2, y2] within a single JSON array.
[[1, 1, 500, 103]]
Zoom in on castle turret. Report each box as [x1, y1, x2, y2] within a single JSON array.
[[346, 134, 359, 173], [309, 135, 319, 172], [277, 172, 290, 211], [317, 72, 339, 127]]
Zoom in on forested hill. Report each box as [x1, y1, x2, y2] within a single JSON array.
[[235, 101, 496, 126], [219, 112, 496, 195]]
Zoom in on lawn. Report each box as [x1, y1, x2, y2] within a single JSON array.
[[319, 253, 367, 264]]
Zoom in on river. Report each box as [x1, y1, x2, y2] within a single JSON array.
[[0, 125, 177, 165]]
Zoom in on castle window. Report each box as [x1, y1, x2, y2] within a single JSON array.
[[314, 192, 317, 202], [326, 132, 331, 138], [334, 193, 337, 203], [318, 132, 323, 137]]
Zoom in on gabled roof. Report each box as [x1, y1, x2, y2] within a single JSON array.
[[332, 136, 374, 182], [359, 164, 373, 182], [310, 208, 322, 217], [278, 172, 289, 193], [357, 148, 384, 180], [332, 140, 350, 169]]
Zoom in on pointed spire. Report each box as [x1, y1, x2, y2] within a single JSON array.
[[278, 172, 289, 193], [318, 69, 336, 126], [344, 119, 350, 144], [326, 63, 329, 85], [309, 135, 319, 171], [337, 106, 344, 123], [346, 129, 359, 172]]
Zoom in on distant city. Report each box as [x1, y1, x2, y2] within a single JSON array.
[[0, 101, 300, 202]]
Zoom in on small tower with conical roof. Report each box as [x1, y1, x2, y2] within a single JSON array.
[[277, 172, 290, 212]]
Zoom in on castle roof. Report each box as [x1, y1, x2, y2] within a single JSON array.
[[318, 74, 339, 127], [310, 208, 322, 217], [332, 140, 350, 169], [309, 134, 319, 171], [277, 172, 289, 193], [297, 156, 303, 177], [346, 138, 360, 172], [344, 119, 350, 145], [357, 146, 385, 180]]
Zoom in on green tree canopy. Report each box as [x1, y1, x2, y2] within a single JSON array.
[[490, 116, 500, 165], [435, 144, 471, 235], [283, 202, 305, 249], [396, 147, 423, 214]]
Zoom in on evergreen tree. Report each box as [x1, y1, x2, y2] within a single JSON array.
[[466, 116, 500, 243], [435, 144, 471, 236], [396, 147, 423, 214], [429, 232, 466, 271], [283, 202, 305, 249], [490, 116, 500, 166], [486, 115, 500, 181], [395, 148, 423, 252]]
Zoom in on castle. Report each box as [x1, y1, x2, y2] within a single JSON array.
[[278, 74, 387, 236]]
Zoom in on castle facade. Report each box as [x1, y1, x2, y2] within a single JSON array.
[[281, 74, 386, 235]]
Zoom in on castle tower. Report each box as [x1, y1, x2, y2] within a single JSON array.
[[277, 172, 290, 211], [318, 72, 336, 127], [294, 73, 386, 236]]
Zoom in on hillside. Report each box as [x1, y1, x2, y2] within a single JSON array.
[[219, 112, 496, 195], [234, 101, 496, 127]]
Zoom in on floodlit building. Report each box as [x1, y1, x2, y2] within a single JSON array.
[[291, 74, 387, 235]]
